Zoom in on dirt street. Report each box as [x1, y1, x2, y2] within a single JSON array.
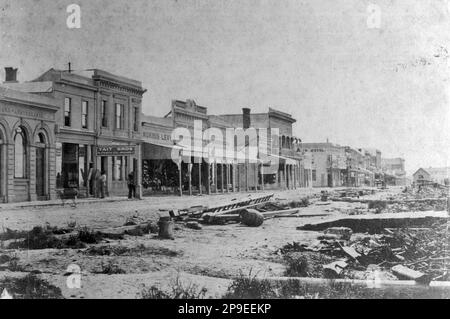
[[0, 186, 448, 299]]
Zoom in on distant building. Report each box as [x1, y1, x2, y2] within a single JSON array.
[[412, 167, 450, 186], [344, 147, 374, 187], [300, 142, 347, 187], [382, 158, 407, 186]]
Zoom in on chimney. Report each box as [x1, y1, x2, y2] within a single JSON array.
[[4, 67, 18, 83], [242, 108, 251, 129]]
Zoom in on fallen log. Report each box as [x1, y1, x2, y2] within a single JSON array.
[[202, 213, 241, 224], [241, 209, 264, 227], [94, 221, 158, 237]]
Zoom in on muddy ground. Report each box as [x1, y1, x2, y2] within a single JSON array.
[[0, 186, 448, 299]]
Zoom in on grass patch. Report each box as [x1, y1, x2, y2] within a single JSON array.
[[7, 226, 68, 250], [223, 270, 277, 299], [85, 244, 180, 257], [94, 261, 126, 275], [0, 274, 63, 299], [141, 276, 207, 299], [6, 226, 112, 250], [284, 252, 335, 277], [0, 254, 26, 272]]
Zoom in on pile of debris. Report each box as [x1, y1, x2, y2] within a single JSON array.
[[281, 221, 449, 283], [382, 200, 447, 214], [397, 185, 449, 200], [169, 194, 310, 228]]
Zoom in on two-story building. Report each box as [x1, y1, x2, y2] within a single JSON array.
[[140, 100, 303, 195], [1, 68, 58, 202], [5, 68, 146, 198], [300, 141, 347, 187]]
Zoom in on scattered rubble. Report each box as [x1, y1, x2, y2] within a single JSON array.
[[283, 220, 448, 283]]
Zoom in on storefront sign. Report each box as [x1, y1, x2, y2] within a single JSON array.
[[143, 131, 172, 141], [95, 145, 136, 156], [0, 104, 54, 120]]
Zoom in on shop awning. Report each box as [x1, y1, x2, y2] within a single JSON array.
[[142, 142, 183, 160], [267, 154, 298, 166]]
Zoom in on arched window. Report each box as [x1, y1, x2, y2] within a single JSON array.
[[14, 127, 27, 178], [282, 136, 286, 148], [36, 132, 46, 144]]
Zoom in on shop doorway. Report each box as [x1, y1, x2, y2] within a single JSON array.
[[62, 143, 79, 188], [36, 147, 45, 199], [35, 133, 47, 200]]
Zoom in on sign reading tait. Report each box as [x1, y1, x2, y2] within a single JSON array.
[[96, 145, 136, 156]]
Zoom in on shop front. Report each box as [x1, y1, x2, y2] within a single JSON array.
[[0, 86, 58, 202], [95, 144, 141, 197]]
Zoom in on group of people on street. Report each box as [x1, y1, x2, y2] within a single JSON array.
[[58, 166, 137, 200], [92, 169, 136, 199], [89, 169, 108, 198]]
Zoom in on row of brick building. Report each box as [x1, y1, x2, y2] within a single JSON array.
[[0, 67, 306, 202], [0, 66, 406, 202], [300, 142, 406, 187]]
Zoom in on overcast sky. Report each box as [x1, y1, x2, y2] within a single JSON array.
[[0, 0, 449, 174]]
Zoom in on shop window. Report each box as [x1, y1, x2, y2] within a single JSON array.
[[133, 107, 139, 132], [82, 101, 88, 129], [113, 156, 123, 181], [14, 127, 26, 178], [115, 103, 124, 130], [64, 97, 72, 127], [79, 145, 87, 187], [101, 100, 107, 127]]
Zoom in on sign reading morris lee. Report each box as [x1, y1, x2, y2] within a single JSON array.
[[95, 145, 136, 156]]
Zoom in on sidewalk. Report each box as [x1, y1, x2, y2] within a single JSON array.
[[0, 196, 127, 210], [0, 187, 352, 211]]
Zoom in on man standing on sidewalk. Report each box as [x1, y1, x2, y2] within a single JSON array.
[[100, 171, 107, 199], [128, 171, 136, 199]]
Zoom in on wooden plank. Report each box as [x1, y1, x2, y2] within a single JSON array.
[[261, 208, 300, 219]]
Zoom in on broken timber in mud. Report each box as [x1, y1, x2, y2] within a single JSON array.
[[172, 193, 312, 225], [173, 194, 274, 221]]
